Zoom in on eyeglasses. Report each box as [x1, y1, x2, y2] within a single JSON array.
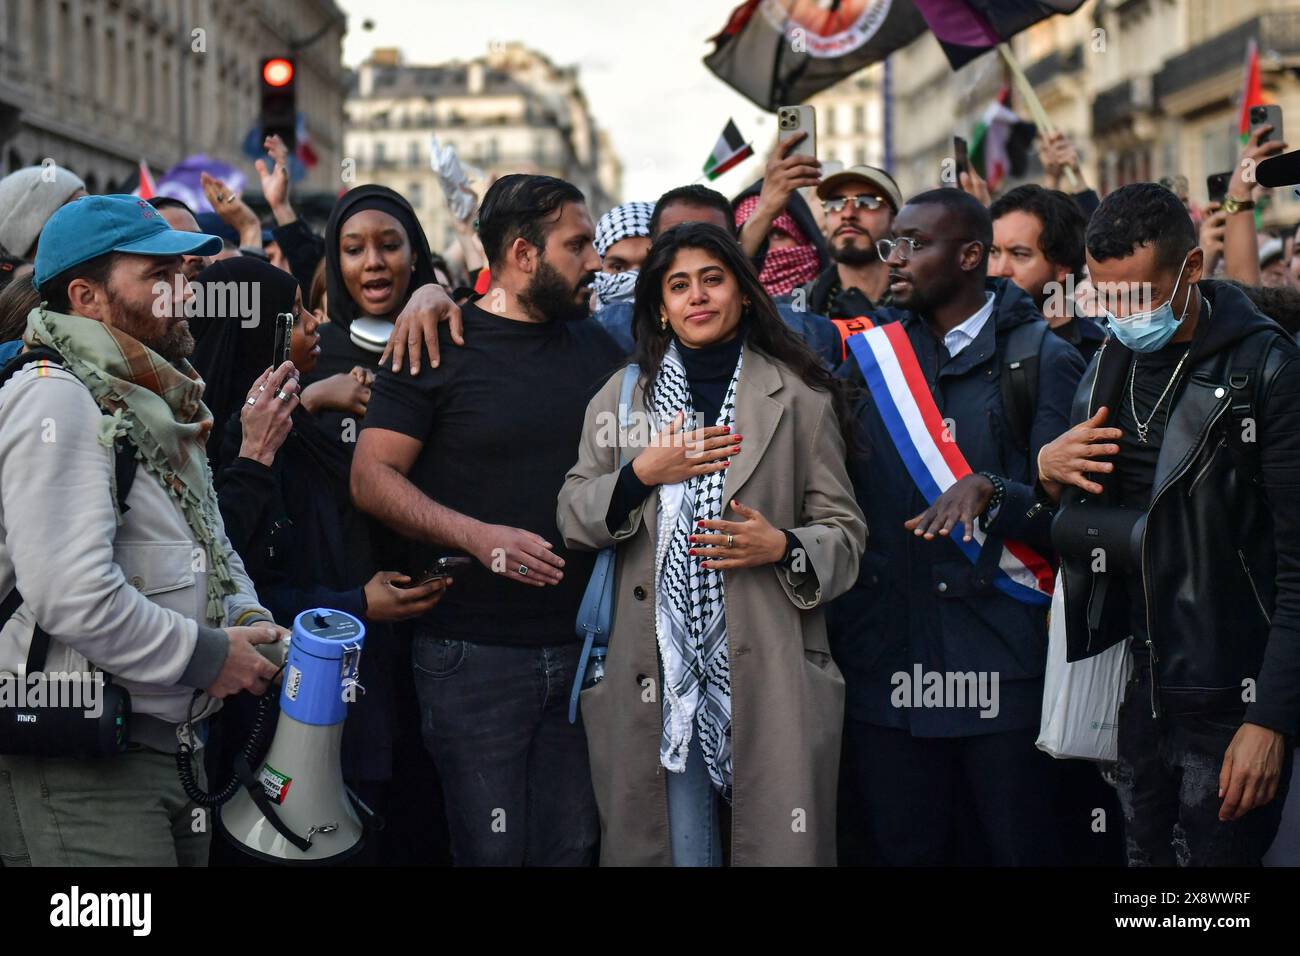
[[875, 235, 976, 263], [822, 195, 887, 214], [875, 236, 926, 262]]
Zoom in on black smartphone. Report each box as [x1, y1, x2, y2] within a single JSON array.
[[1206, 171, 1231, 205], [271, 311, 293, 367], [953, 136, 970, 187], [1250, 104, 1284, 145], [400, 556, 474, 588]]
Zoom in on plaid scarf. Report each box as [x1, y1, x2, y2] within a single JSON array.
[[650, 340, 741, 798], [734, 195, 822, 296], [25, 307, 236, 622]]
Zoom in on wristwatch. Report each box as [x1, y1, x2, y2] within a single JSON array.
[[1222, 194, 1256, 215], [976, 471, 1007, 532]]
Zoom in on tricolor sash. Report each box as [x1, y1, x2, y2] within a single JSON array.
[[847, 323, 1054, 606]]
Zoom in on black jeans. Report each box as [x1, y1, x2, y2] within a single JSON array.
[[411, 635, 599, 866], [1115, 656, 1293, 866]]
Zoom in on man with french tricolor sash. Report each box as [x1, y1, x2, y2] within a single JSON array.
[[829, 188, 1084, 865]]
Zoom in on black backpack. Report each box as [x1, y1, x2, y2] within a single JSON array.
[[998, 319, 1050, 453], [1219, 327, 1284, 487]]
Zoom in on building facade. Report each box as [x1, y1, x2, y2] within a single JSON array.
[[881, 0, 1300, 224], [806, 64, 887, 173], [0, 0, 348, 195], [344, 42, 622, 256]]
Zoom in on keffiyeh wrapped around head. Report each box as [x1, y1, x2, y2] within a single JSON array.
[[594, 201, 654, 258], [733, 194, 821, 297]]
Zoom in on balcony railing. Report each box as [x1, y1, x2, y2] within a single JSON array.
[[1156, 12, 1300, 102], [1023, 43, 1083, 88]]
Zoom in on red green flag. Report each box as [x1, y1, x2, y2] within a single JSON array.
[[1238, 38, 1268, 144]]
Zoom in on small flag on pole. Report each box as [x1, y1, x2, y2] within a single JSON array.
[[1238, 37, 1268, 144], [132, 159, 156, 200], [969, 86, 1036, 191], [703, 119, 753, 181]]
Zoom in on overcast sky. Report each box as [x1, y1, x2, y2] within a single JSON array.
[[337, 0, 778, 202]]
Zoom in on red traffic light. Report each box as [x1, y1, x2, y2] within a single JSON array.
[[262, 58, 294, 88]]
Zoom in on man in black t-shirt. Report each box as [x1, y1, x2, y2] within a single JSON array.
[[352, 174, 622, 866]]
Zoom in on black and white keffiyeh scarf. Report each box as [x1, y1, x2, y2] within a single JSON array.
[[651, 339, 743, 799]]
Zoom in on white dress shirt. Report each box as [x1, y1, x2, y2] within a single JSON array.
[[942, 291, 996, 358]]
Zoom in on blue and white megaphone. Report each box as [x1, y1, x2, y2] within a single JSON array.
[[219, 608, 371, 864]]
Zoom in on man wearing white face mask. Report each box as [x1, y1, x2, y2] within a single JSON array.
[[1036, 182, 1300, 866]]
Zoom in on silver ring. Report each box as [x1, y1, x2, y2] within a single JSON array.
[[725, 534, 734, 548], [275, 389, 290, 401], [245, 395, 257, 406], [517, 564, 529, 576]]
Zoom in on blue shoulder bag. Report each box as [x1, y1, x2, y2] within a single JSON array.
[[568, 364, 639, 723]]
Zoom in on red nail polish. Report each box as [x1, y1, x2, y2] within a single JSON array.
[[689, 549, 696, 555]]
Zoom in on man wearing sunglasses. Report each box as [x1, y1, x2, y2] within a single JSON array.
[[829, 188, 1085, 865], [802, 166, 902, 359]]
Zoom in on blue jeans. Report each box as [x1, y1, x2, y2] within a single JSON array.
[[667, 735, 724, 867], [411, 635, 599, 866]]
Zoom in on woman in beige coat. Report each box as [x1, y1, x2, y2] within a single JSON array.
[[557, 222, 866, 866]]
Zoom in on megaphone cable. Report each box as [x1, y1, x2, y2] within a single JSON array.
[[175, 666, 283, 809]]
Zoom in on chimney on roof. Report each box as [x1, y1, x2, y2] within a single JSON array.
[[467, 60, 485, 94]]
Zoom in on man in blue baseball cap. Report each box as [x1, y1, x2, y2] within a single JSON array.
[[0, 193, 292, 865], [30, 194, 227, 364]]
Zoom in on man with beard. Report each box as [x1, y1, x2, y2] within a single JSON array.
[[352, 174, 622, 866], [0, 196, 287, 865], [989, 185, 1106, 365], [802, 165, 902, 360]]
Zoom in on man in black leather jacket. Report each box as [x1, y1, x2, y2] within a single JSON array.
[[1038, 183, 1300, 865]]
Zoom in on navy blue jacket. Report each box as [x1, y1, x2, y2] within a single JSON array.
[[592, 299, 842, 369], [828, 278, 1085, 735], [1052, 314, 1107, 367]]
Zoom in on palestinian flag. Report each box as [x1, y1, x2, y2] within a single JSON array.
[[969, 88, 1035, 190], [703, 119, 754, 181], [1238, 38, 1268, 144], [912, 0, 1086, 70]]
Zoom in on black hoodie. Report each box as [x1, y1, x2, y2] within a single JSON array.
[[1057, 279, 1300, 732]]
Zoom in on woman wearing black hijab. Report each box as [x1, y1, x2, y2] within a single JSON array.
[[308, 184, 459, 865], [189, 257, 447, 862], [312, 184, 440, 387]]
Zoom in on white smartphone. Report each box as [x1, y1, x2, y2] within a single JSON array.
[[777, 105, 817, 159]]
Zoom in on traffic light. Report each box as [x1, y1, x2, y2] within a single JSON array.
[[260, 56, 297, 150]]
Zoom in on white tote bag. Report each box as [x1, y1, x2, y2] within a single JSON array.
[[1036, 573, 1132, 762]]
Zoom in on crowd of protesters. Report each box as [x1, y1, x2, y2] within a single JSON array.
[[0, 112, 1298, 869]]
